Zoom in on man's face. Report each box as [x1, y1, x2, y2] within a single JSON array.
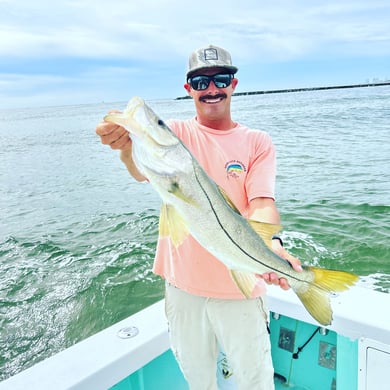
[[184, 68, 238, 123]]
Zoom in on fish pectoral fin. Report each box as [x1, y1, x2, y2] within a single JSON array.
[[229, 270, 258, 298], [159, 203, 189, 247], [168, 180, 197, 205], [294, 267, 359, 325], [247, 220, 282, 249], [218, 186, 241, 214]]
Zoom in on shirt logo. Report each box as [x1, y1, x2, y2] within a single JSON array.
[[225, 160, 246, 179]]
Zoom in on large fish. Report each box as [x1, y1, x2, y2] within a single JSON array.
[[104, 97, 358, 326]]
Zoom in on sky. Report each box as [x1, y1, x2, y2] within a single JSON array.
[[0, 0, 389, 109]]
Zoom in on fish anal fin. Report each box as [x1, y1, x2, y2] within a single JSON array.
[[229, 270, 257, 298], [159, 203, 189, 247], [248, 220, 282, 249], [294, 267, 359, 325]]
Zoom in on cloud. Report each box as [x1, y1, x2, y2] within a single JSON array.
[[1, 0, 387, 60], [0, 0, 389, 108], [3, 1, 390, 58]]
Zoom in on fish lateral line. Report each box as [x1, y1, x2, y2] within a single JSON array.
[[193, 167, 308, 282]]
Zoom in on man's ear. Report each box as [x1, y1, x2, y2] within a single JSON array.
[[231, 77, 238, 91], [184, 83, 191, 94]]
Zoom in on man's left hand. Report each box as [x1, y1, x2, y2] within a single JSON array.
[[261, 239, 302, 291]]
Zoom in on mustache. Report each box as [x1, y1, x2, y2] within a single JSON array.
[[199, 93, 227, 102]]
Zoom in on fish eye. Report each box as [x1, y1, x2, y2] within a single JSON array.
[[157, 119, 165, 126]]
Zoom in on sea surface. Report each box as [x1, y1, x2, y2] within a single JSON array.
[[1, 86, 389, 380]]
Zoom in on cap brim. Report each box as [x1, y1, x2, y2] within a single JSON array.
[[187, 65, 238, 79]]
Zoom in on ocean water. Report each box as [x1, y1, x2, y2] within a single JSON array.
[[0, 86, 389, 380]]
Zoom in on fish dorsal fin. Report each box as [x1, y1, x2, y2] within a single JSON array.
[[159, 203, 189, 247], [248, 220, 282, 249], [218, 186, 241, 214], [229, 270, 258, 298]]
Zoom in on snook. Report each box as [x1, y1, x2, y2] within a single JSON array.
[[104, 97, 358, 326]]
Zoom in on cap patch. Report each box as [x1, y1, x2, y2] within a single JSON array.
[[186, 44, 238, 78], [204, 48, 218, 61]]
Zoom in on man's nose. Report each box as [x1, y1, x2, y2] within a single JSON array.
[[206, 79, 220, 92]]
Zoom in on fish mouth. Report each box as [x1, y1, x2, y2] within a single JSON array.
[[199, 93, 227, 104]]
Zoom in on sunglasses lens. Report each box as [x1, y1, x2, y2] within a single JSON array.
[[189, 76, 210, 91], [189, 74, 233, 91], [213, 74, 233, 88]]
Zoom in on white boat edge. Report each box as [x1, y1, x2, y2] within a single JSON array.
[[1, 285, 389, 390]]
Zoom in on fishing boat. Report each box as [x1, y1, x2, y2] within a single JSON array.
[[1, 284, 389, 390]]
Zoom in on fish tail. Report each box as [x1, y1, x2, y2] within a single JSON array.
[[295, 267, 359, 326]]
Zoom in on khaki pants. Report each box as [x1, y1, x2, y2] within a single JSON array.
[[165, 284, 275, 390]]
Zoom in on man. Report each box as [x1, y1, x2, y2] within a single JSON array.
[[96, 44, 302, 390]]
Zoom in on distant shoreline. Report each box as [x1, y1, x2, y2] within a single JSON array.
[[175, 81, 390, 100]]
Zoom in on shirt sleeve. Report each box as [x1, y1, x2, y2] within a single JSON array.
[[166, 119, 181, 136], [245, 131, 277, 201]]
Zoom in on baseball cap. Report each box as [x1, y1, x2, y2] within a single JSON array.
[[186, 44, 238, 79]]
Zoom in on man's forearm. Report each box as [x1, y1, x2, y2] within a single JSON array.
[[120, 149, 147, 182]]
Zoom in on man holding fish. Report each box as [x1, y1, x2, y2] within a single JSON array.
[[96, 45, 356, 389]]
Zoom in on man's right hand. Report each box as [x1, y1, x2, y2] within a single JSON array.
[[96, 112, 132, 151], [95, 112, 147, 182]]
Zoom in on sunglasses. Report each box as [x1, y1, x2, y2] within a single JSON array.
[[187, 73, 234, 91]]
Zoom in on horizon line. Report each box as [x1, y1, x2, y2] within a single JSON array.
[[176, 81, 390, 100]]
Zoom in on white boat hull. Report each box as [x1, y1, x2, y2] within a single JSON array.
[[1, 286, 389, 390]]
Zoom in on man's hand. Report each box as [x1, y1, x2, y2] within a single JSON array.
[[261, 239, 302, 291], [95, 112, 147, 182], [96, 111, 132, 151]]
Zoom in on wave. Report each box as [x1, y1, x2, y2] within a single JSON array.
[[0, 210, 163, 381]]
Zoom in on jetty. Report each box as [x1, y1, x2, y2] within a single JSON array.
[[175, 81, 390, 100]]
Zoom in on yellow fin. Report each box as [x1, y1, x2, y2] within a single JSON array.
[[295, 267, 359, 325], [168, 180, 197, 205], [229, 270, 258, 298], [218, 186, 241, 214], [247, 220, 282, 249], [159, 203, 189, 247]]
